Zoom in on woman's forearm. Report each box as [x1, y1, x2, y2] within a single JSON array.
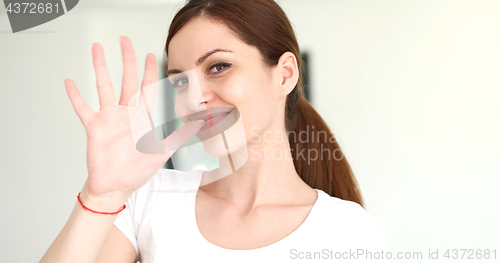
[[40, 185, 131, 263]]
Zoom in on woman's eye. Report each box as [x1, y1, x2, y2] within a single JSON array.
[[208, 62, 231, 74], [173, 77, 188, 89]]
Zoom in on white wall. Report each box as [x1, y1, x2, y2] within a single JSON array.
[[0, 0, 498, 262]]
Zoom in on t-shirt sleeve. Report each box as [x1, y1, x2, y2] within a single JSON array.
[[337, 201, 390, 261], [318, 196, 389, 262], [113, 171, 161, 262], [113, 191, 140, 261]]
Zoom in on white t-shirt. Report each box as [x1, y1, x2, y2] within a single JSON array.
[[114, 169, 389, 262]]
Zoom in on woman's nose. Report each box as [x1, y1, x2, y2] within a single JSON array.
[[186, 75, 215, 111]]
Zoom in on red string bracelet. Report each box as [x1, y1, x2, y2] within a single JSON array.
[[77, 192, 126, 215]]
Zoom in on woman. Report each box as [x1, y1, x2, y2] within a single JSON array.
[[41, 0, 387, 262]]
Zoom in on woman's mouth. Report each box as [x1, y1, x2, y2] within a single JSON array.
[[199, 110, 232, 132]]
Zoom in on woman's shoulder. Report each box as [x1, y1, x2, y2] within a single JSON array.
[[312, 190, 388, 249], [315, 190, 378, 222]]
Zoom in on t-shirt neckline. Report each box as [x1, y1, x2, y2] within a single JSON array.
[[190, 169, 324, 252]]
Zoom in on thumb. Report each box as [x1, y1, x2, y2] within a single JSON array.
[[165, 120, 205, 155]]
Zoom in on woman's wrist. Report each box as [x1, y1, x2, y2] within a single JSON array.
[[78, 186, 132, 214]]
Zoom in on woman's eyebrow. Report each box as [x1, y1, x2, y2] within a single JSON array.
[[167, 48, 232, 76], [196, 48, 232, 65], [166, 69, 182, 77]]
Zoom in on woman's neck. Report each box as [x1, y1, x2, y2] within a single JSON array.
[[200, 127, 315, 210]]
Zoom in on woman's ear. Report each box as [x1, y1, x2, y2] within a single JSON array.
[[276, 51, 299, 97]]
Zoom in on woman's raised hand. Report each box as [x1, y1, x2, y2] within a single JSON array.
[[64, 36, 203, 199]]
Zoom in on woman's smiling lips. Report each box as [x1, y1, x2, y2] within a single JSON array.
[[200, 111, 231, 131], [191, 109, 233, 132]]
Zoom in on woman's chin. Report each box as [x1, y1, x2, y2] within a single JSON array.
[[200, 135, 230, 158]]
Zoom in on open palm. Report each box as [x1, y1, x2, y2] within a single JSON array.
[[64, 36, 203, 198]]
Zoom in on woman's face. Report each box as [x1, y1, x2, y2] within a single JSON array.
[[167, 17, 287, 157]]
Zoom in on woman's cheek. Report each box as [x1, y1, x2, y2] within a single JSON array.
[[218, 77, 245, 101], [174, 93, 189, 121]]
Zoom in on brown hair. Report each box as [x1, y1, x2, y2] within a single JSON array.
[[165, 0, 363, 206]]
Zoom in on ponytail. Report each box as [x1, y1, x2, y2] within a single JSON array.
[[286, 94, 364, 207]]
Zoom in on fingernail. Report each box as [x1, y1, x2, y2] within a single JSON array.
[[196, 120, 205, 125]]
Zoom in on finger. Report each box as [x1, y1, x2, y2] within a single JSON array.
[[165, 120, 205, 156], [139, 77, 157, 114], [64, 79, 95, 126], [141, 53, 158, 89], [92, 43, 116, 109], [119, 36, 139, 106], [138, 53, 158, 112]]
